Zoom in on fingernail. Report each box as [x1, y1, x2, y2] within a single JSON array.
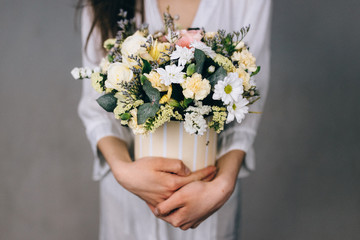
[[185, 167, 191, 176], [154, 208, 159, 216]]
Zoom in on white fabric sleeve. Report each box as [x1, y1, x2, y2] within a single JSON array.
[[216, 0, 272, 177], [78, 6, 133, 181]]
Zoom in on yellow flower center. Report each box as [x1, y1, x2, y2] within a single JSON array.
[[232, 103, 237, 110], [224, 85, 232, 94]]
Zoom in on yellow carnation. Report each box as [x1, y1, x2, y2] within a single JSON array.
[[232, 49, 257, 72], [236, 67, 251, 91], [181, 73, 211, 100], [144, 71, 168, 92]]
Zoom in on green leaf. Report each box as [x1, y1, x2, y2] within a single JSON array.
[[194, 49, 206, 74], [250, 66, 261, 77], [137, 103, 160, 125], [140, 74, 148, 84], [107, 55, 114, 62], [120, 112, 131, 120], [142, 79, 160, 103], [168, 98, 180, 108], [186, 63, 196, 76], [208, 67, 227, 87], [142, 59, 152, 74], [96, 93, 117, 112], [180, 98, 193, 109]]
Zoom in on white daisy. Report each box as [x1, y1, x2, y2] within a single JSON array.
[[226, 98, 249, 124], [213, 72, 244, 105], [170, 45, 194, 66], [190, 41, 216, 59], [156, 64, 185, 86]]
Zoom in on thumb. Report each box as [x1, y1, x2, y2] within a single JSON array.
[[156, 158, 191, 176]]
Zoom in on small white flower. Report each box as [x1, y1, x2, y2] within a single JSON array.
[[85, 67, 92, 77], [71, 67, 80, 80], [93, 67, 101, 73], [184, 112, 208, 135], [208, 65, 215, 73], [226, 98, 249, 124], [156, 65, 185, 86], [80, 68, 86, 78], [213, 72, 244, 105], [190, 41, 216, 59], [170, 45, 194, 66]]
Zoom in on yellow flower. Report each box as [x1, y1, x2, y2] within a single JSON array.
[[159, 85, 173, 104], [235, 67, 251, 91], [181, 73, 211, 100], [90, 72, 104, 93], [144, 71, 168, 92], [231, 49, 257, 72], [128, 108, 147, 135], [141, 40, 171, 64], [213, 54, 236, 72], [103, 38, 116, 50]]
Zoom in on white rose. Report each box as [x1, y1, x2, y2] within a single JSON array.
[[121, 31, 147, 59], [105, 62, 134, 91]]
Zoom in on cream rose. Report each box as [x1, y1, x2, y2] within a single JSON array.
[[121, 31, 147, 59], [181, 73, 211, 100], [105, 62, 134, 91]]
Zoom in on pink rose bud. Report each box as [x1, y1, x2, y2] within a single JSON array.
[[176, 29, 203, 48]]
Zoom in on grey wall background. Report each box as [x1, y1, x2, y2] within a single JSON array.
[[1, 0, 359, 239]]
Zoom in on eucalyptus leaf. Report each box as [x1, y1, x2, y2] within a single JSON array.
[[194, 49, 206, 74], [142, 79, 160, 103], [96, 93, 117, 112], [137, 103, 160, 125], [142, 59, 152, 74], [208, 67, 227, 87]]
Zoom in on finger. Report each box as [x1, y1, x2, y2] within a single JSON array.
[[201, 169, 217, 182], [155, 158, 191, 176], [155, 192, 184, 217], [177, 165, 216, 187], [146, 202, 156, 215]]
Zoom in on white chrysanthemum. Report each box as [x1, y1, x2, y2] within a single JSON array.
[[226, 98, 249, 124], [171, 45, 194, 66], [213, 72, 244, 105], [184, 112, 208, 135], [156, 65, 185, 86], [190, 41, 216, 59]]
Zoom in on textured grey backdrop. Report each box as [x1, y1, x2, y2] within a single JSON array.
[[1, 0, 359, 239]]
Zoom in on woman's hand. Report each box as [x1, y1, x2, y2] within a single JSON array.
[[97, 136, 216, 207], [150, 150, 245, 230], [115, 156, 217, 206]]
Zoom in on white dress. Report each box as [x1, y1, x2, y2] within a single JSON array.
[[78, 0, 272, 239]]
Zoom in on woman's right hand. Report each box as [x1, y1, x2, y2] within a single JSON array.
[[98, 136, 216, 207], [113, 157, 216, 207]]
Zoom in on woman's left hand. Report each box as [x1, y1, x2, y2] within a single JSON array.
[[150, 176, 234, 230], [148, 150, 246, 230]]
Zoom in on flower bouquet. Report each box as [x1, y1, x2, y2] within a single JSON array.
[[72, 10, 261, 170]]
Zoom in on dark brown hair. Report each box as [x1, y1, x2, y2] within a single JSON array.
[[76, 0, 140, 50]]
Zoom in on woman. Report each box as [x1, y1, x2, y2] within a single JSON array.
[[77, 0, 272, 239]]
